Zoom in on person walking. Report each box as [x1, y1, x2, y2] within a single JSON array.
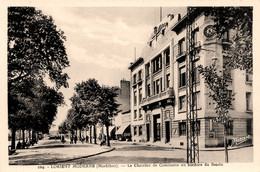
[[74, 135, 77, 144], [70, 135, 73, 144]]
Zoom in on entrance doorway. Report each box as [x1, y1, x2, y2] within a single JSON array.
[[153, 114, 161, 142], [146, 124, 150, 142], [165, 121, 170, 143]]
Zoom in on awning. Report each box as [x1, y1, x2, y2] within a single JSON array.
[[109, 126, 116, 133], [116, 124, 130, 135]]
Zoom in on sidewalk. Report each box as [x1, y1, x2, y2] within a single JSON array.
[[9, 139, 114, 165], [117, 140, 253, 151]]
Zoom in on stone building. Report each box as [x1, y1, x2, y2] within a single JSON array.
[[129, 9, 253, 148]]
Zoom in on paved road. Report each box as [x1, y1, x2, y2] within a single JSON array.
[[59, 141, 253, 164], [9, 139, 253, 165]]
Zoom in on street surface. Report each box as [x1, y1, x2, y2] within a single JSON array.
[[9, 138, 253, 165]]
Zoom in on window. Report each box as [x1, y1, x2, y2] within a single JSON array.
[[246, 92, 252, 111], [192, 61, 200, 83], [133, 74, 137, 84], [139, 109, 142, 119], [179, 66, 186, 88], [178, 38, 185, 55], [193, 92, 200, 109], [165, 48, 170, 66], [134, 126, 137, 135], [223, 30, 230, 42], [179, 96, 186, 111], [226, 120, 233, 136], [156, 79, 160, 94], [147, 84, 151, 97], [139, 125, 143, 136], [139, 88, 142, 103], [134, 110, 137, 120], [146, 63, 150, 77], [138, 70, 142, 81], [166, 74, 170, 88], [152, 55, 162, 73], [160, 78, 163, 91], [246, 70, 252, 82], [247, 119, 252, 135], [209, 119, 213, 132], [179, 122, 186, 136], [134, 91, 137, 105], [191, 28, 199, 46]]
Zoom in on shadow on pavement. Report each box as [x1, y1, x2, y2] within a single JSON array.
[[31, 144, 93, 149], [66, 156, 186, 164]]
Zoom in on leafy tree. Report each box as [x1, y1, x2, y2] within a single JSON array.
[[194, 7, 251, 162], [8, 7, 70, 149], [8, 7, 70, 89], [58, 121, 69, 134], [198, 62, 234, 163], [74, 79, 102, 144], [96, 86, 120, 146], [195, 7, 252, 73]]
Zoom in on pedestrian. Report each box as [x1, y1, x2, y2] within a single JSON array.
[[74, 135, 77, 144], [70, 135, 73, 144], [61, 135, 65, 144], [81, 136, 85, 144], [86, 135, 89, 143], [100, 134, 106, 146]]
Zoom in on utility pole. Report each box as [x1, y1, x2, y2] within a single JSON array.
[[185, 6, 199, 163]]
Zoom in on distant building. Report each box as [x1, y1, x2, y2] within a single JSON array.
[[109, 79, 131, 140], [129, 9, 252, 148]]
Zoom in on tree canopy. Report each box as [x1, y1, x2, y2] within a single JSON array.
[[8, 7, 70, 138], [62, 79, 120, 146], [8, 7, 70, 89], [194, 7, 253, 72]]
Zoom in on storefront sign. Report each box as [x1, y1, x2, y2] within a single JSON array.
[[231, 135, 252, 146]]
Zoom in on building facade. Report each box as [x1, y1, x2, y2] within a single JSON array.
[[109, 79, 131, 140], [129, 10, 253, 148]]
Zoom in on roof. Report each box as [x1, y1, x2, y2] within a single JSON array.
[[171, 8, 203, 34], [128, 57, 144, 71]]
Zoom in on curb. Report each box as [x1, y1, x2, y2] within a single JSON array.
[[48, 147, 115, 164], [133, 142, 253, 151]]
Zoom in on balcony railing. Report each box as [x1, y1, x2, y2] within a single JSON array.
[[141, 87, 174, 106], [176, 51, 186, 60]]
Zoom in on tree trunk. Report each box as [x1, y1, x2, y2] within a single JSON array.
[[11, 128, 16, 150], [22, 129, 25, 149], [79, 129, 82, 141], [106, 124, 110, 147], [36, 131, 39, 142], [29, 129, 31, 142], [224, 123, 229, 163], [75, 129, 78, 142], [86, 127, 88, 143], [90, 126, 92, 144], [94, 125, 97, 144], [19, 130, 21, 141], [32, 130, 36, 143]]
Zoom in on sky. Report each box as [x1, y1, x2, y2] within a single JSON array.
[[39, 7, 186, 131]]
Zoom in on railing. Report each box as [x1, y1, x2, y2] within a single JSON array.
[[141, 87, 174, 106]]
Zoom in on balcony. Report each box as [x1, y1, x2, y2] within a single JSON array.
[[176, 51, 186, 61], [141, 87, 174, 107]]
